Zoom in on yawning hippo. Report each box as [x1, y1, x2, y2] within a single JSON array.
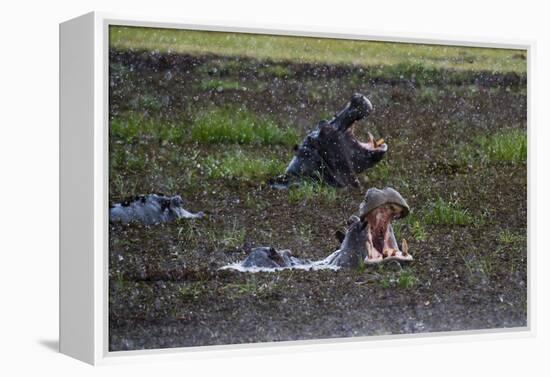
[[222, 187, 412, 271], [272, 93, 388, 188], [109, 194, 204, 225], [326, 187, 412, 267]]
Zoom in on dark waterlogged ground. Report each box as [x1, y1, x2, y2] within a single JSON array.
[[108, 40, 527, 351]]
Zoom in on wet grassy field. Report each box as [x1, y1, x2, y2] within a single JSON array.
[[108, 28, 527, 351]]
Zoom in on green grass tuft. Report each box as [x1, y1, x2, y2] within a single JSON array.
[[203, 150, 286, 181], [498, 230, 526, 245], [218, 226, 246, 249], [378, 271, 418, 289], [288, 181, 338, 204], [423, 197, 474, 225], [410, 220, 428, 241], [417, 86, 440, 103], [178, 283, 206, 301], [397, 271, 418, 289], [479, 129, 527, 163], [191, 107, 299, 146], [110, 115, 186, 144], [366, 160, 391, 182]]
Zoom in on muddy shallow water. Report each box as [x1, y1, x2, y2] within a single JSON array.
[[108, 50, 527, 351]]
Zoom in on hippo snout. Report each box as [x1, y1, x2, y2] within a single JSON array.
[[350, 93, 373, 117]]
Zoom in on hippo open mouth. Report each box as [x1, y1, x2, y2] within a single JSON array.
[[272, 93, 388, 188], [359, 187, 412, 264], [345, 118, 388, 171]]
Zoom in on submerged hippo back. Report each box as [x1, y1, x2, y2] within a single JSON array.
[[110, 194, 171, 225]]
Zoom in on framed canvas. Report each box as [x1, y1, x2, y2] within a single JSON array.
[[59, 12, 532, 365]]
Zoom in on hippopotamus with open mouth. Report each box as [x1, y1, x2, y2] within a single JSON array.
[[326, 187, 412, 267], [222, 187, 412, 272], [272, 93, 388, 188], [109, 194, 204, 225]]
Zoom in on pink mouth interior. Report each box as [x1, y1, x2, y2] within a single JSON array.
[[348, 122, 387, 151], [364, 204, 412, 264]]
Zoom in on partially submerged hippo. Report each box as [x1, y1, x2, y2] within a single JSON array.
[[109, 194, 204, 225], [326, 187, 412, 267], [272, 94, 388, 188], [240, 247, 308, 269], [223, 187, 412, 271]]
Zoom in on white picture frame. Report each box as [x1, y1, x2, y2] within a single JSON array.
[[59, 11, 534, 365]]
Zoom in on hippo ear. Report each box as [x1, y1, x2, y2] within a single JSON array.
[[347, 215, 361, 226]]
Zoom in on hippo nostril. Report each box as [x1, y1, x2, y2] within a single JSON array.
[[350, 93, 373, 115]]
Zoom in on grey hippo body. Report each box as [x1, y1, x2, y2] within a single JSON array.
[[273, 93, 388, 188], [240, 247, 309, 269], [109, 194, 204, 225], [226, 187, 412, 271]]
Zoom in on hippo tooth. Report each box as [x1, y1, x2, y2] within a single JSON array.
[[402, 239, 409, 256], [368, 132, 375, 146], [366, 239, 376, 259]]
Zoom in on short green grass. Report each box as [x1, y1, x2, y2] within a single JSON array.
[[110, 147, 148, 173], [397, 271, 418, 289], [110, 26, 526, 73], [498, 229, 526, 245], [478, 129, 527, 163], [423, 197, 474, 226], [410, 220, 428, 241], [366, 160, 391, 182], [458, 129, 527, 167], [417, 86, 441, 104], [191, 107, 299, 146], [111, 115, 186, 144], [218, 225, 246, 249], [203, 150, 286, 181], [288, 181, 338, 204], [199, 79, 244, 92], [221, 277, 279, 299], [378, 271, 418, 289], [178, 282, 207, 301]]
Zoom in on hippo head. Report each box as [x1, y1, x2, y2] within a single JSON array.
[[283, 93, 388, 187], [241, 247, 295, 269], [338, 94, 388, 174], [166, 195, 186, 217], [359, 187, 412, 263], [164, 195, 204, 220]]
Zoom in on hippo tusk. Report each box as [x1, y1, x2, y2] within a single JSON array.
[[368, 132, 375, 146], [402, 239, 409, 256]]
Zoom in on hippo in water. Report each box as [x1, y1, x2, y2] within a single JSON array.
[[326, 187, 412, 267], [271, 93, 388, 188], [240, 247, 309, 269], [109, 194, 204, 225], [222, 187, 412, 271]]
